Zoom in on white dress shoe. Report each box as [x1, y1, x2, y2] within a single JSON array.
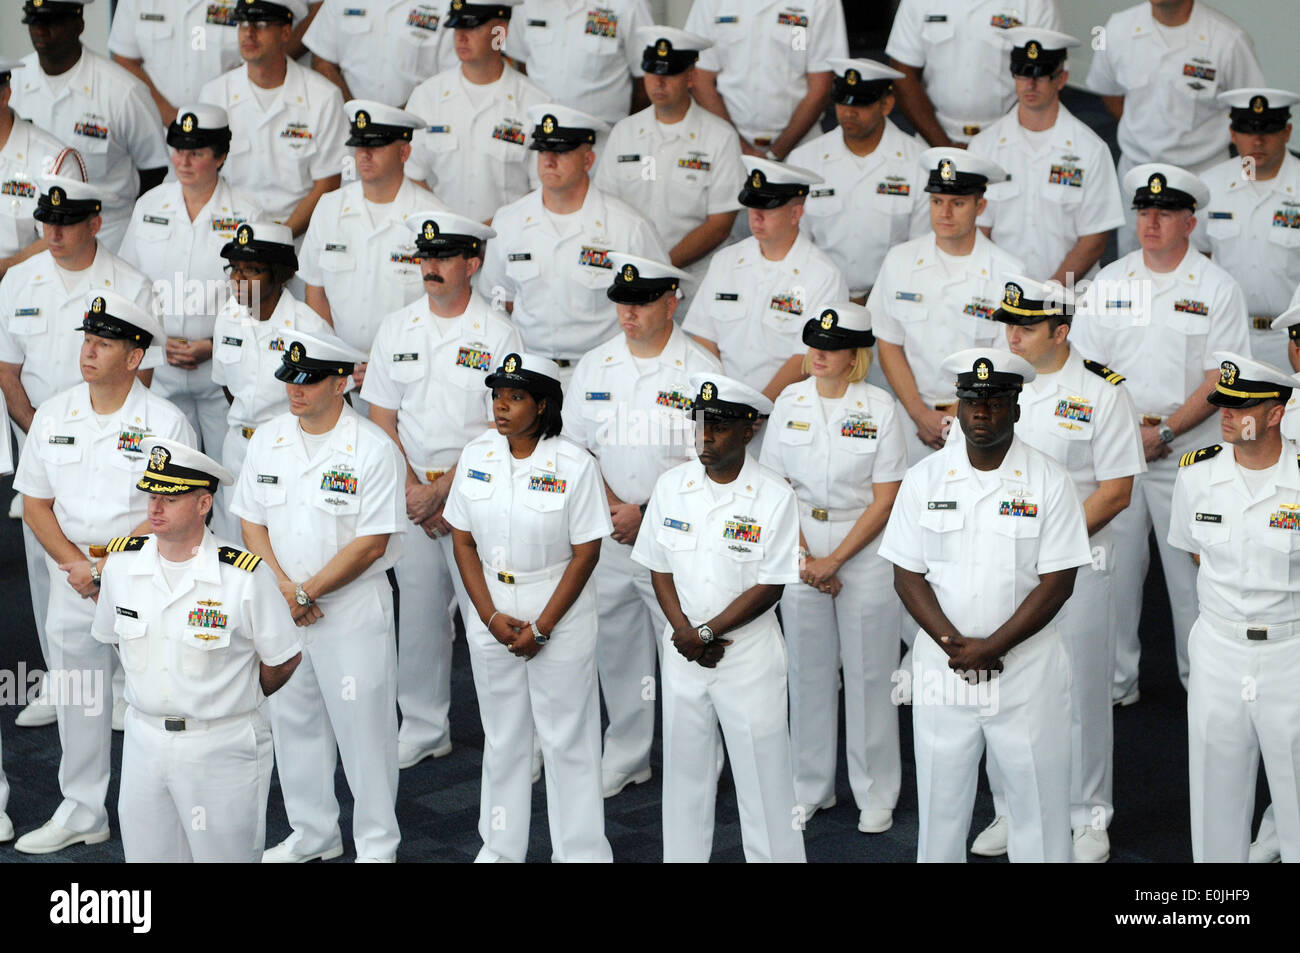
[[1112, 687, 1140, 707], [1249, 839, 1281, 863], [15, 700, 57, 728], [397, 740, 453, 769], [112, 696, 127, 732], [0, 812, 14, 843], [794, 795, 836, 825], [261, 839, 344, 863], [601, 767, 652, 799], [857, 808, 894, 834], [1073, 826, 1111, 863], [14, 820, 110, 855], [971, 815, 1008, 857]]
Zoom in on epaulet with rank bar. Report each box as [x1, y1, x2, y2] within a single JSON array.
[[1083, 359, 1125, 385], [1179, 444, 1222, 467], [105, 535, 148, 553], [218, 546, 262, 572]]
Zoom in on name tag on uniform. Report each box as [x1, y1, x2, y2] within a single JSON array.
[[786, 420, 810, 430], [115, 606, 138, 618], [895, 291, 923, 302], [257, 474, 279, 484], [393, 352, 419, 362], [927, 500, 956, 510], [1195, 512, 1222, 523], [924, 14, 948, 21], [467, 469, 492, 483], [427, 125, 451, 134], [325, 243, 348, 253], [663, 518, 691, 532], [617, 154, 641, 163], [809, 188, 835, 198], [715, 292, 739, 301], [343, 7, 366, 14], [714, 15, 738, 23], [139, 12, 165, 21], [527, 18, 547, 26], [15, 307, 40, 316], [49, 435, 75, 445], [585, 392, 611, 401], [143, 214, 169, 225], [1208, 211, 1234, 220], [508, 253, 532, 262], [222, 335, 243, 346]]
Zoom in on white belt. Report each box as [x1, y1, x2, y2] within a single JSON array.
[[129, 707, 255, 733], [1201, 608, 1300, 643], [482, 561, 569, 586], [798, 501, 866, 523]]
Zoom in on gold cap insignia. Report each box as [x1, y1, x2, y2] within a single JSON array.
[[1220, 360, 1238, 386], [422, 220, 438, 240], [355, 110, 368, 129], [939, 158, 956, 181], [49, 186, 63, 206], [1004, 282, 1023, 307], [503, 353, 519, 373], [657, 38, 669, 57], [541, 114, 556, 135], [289, 341, 304, 363], [622, 263, 637, 282], [701, 382, 715, 402], [34, 0, 44, 7], [1027, 41, 1040, 60], [845, 69, 859, 86], [975, 358, 991, 381], [1252, 95, 1267, 113], [236, 223, 252, 244], [820, 309, 836, 330], [1148, 173, 1164, 195], [751, 169, 765, 188], [149, 446, 168, 472], [453, 0, 463, 8], [181, 112, 196, 133], [90, 296, 104, 314]]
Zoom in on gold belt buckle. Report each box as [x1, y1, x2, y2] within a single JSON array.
[[88, 544, 108, 558], [552, 358, 572, 368], [934, 403, 956, 415], [497, 571, 515, 584], [241, 426, 256, 439], [962, 124, 981, 137], [425, 469, 446, 483], [753, 136, 773, 147], [1252, 316, 1273, 330], [811, 507, 829, 521], [1141, 414, 1162, 428]]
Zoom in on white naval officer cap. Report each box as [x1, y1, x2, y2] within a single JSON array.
[[739, 156, 823, 209], [637, 27, 713, 75], [21, 0, 95, 23], [920, 148, 1007, 194], [274, 329, 367, 384], [0, 57, 26, 76], [406, 210, 496, 258], [168, 103, 232, 150], [345, 100, 427, 145], [802, 301, 874, 349], [992, 274, 1075, 326], [1207, 350, 1296, 408], [232, 0, 310, 23], [526, 104, 610, 151], [826, 58, 903, 105], [444, 0, 525, 30], [485, 352, 564, 402], [942, 347, 1036, 398], [688, 372, 774, 420], [77, 288, 164, 351], [137, 437, 234, 495], [1270, 303, 1300, 339], [1218, 88, 1300, 133], [1122, 163, 1209, 211], [607, 251, 692, 304], [34, 172, 102, 224]]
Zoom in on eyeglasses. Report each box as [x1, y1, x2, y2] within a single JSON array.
[[223, 263, 272, 278]]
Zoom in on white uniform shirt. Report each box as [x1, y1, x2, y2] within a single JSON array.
[[0, 388, 12, 474], [1282, 375, 1300, 443], [1169, 440, 1300, 625], [788, 120, 929, 296], [1085, 1, 1265, 170], [947, 346, 1147, 501], [682, 231, 848, 388], [230, 404, 406, 582], [297, 178, 443, 352], [969, 104, 1126, 281], [478, 185, 666, 360], [760, 376, 909, 509], [303, 0, 454, 107], [1072, 247, 1251, 418], [404, 65, 549, 223], [360, 293, 523, 475], [107, 0, 243, 108], [0, 115, 67, 261], [1192, 153, 1300, 322], [0, 246, 158, 409], [11, 50, 169, 232], [210, 290, 333, 431], [443, 430, 613, 571], [561, 324, 722, 505], [198, 60, 349, 223], [630, 454, 801, 630], [884, 0, 1062, 141], [92, 532, 301, 721], [878, 435, 1092, 637], [868, 232, 1026, 405], [593, 100, 746, 253], [118, 177, 264, 345], [12, 379, 196, 546], [504, 0, 653, 126], [685, 0, 849, 145]]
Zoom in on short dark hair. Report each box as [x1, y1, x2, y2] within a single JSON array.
[[1046, 314, 1073, 332], [269, 261, 296, 286], [534, 392, 563, 439]]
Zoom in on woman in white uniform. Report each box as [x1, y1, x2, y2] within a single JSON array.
[[444, 352, 614, 863], [759, 301, 908, 835], [117, 104, 263, 460]]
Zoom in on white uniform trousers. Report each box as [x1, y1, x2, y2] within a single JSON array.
[[14, 425, 51, 663], [152, 364, 229, 463], [1110, 428, 1209, 694], [661, 615, 806, 862], [119, 707, 274, 863], [781, 524, 902, 813], [466, 563, 611, 863], [912, 625, 1072, 863], [42, 553, 114, 833], [1188, 614, 1300, 863], [593, 536, 664, 779], [395, 530, 460, 753], [267, 575, 400, 861], [987, 543, 1117, 831]]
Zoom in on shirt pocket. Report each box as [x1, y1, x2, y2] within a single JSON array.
[[1205, 213, 1241, 242], [338, 8, 373, 35], [578, 30, 623, 81], [388, 353, 424, 384], [1267, 222, 1300, 250], [254, 480, 287, 509], [519, 483, 568, 542], [1255, 521, 1298, 586], [505, 252, 541, 284], [919, 15, 956, 47], [8, 307, 48, 338], [394, 28, 441, 82], [113, 614, 149, 673], [1189, 515, 1230, 554], [992, 508, 1043, 551], [38, 437, 83, 467], [181, 626, 232, 679], [317, 244, 358, 278], [918, 507, 964, 563], [76, 132, 111, 180], [653, 523, 697, 567], [711, 294, 748, 325], [718, 540, 764, 593], [667, 163, 709, 220]]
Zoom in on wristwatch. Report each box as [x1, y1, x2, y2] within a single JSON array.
[[88, 562, 101, 587], [295, 583, 312, 607], [533, 621, 550, 646], [697, 624, 714, 645], [1158, 424, 1175, 445]]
